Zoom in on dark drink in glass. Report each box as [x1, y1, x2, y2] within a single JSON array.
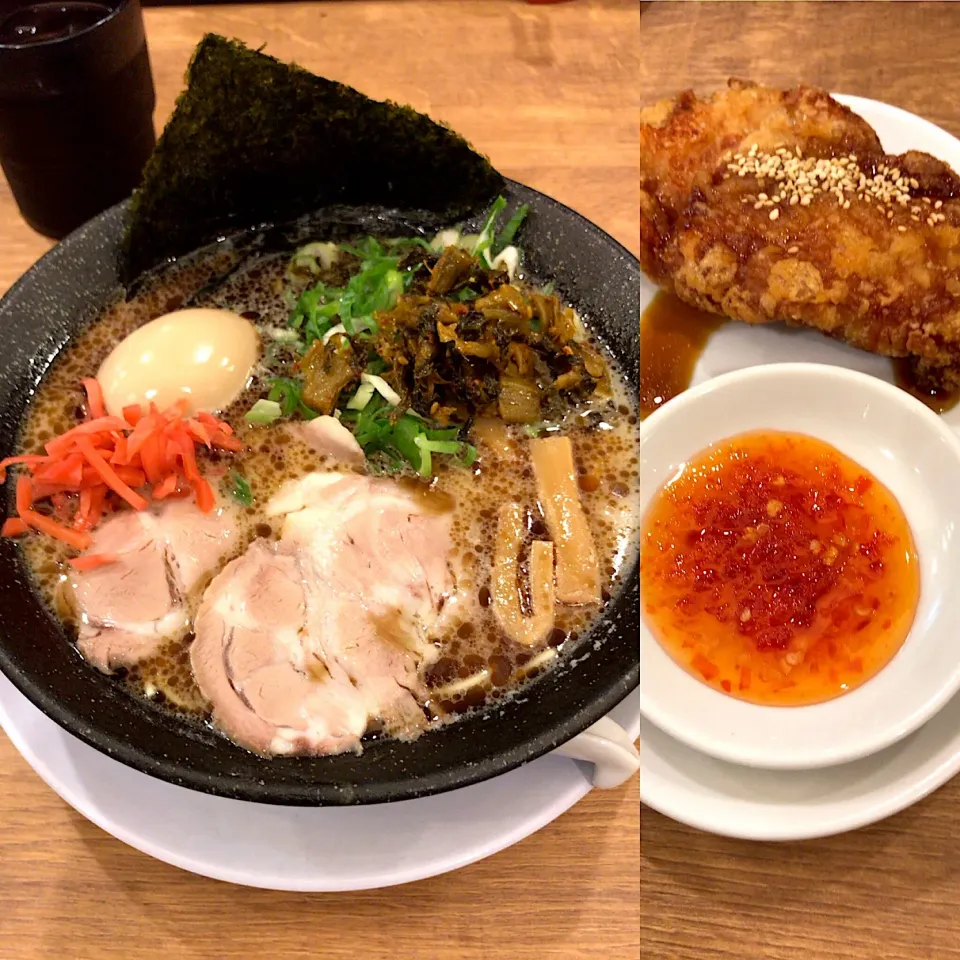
[[0, 0, 155, 239]]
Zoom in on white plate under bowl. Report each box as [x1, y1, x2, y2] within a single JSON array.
[[640, 93, 960, 838], [641, 363, 960, 770], [0, 669, 640, 891]]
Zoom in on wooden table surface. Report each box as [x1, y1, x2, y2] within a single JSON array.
[[0, 3, 639, 958], [640, 3, 960, 959]]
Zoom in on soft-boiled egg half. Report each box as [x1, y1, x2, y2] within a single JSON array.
[[97, 308, 259, 417]]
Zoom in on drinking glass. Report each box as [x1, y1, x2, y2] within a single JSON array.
[[0, 0, 156, 239]]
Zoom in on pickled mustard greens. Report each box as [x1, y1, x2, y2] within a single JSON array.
[[248, 198, 611, 478]]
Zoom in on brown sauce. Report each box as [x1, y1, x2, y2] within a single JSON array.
[[642, 290, 960, 419], [891, 357, 960, 415], [640, 291, 726, 419]]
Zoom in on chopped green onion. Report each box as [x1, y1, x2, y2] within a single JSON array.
[[322, 323, 347, 344], [289, 282, 342, 346], [491, 245, 519, 278], [474, 196, 508, 262], [267, 377, 318, 420], [431, 228, 461, 252], [346, 382, 376, 411], [361, 372, 402, 406], [266, 378, 299, 416], [422, 439, 463, 454], [290, 241, 339, 274], [390, 414, 425, 467], [245, 399, 282, 425], [494, 203, 529, 254], [454, 287, 479, 302], [384, 268, 405, 303], [296, 243, 407, 340], [413, 435, 433, 477], [228, 470, 254, 507], [425, 425, 462, 442], [341, 393, 476, 478], [270, 328, 301, 342], [414, 436, 468, 478]]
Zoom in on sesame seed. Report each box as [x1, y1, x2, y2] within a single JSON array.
[[721, 145, 920, 220], [898, 225, 907, 232], [769, 209, 780, 221], [787, 245, 799, 254], [936, 200, 944, 209], [912, 215, 920, 221]]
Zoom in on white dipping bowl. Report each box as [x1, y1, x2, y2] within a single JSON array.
[[640, 362, 960, 770]]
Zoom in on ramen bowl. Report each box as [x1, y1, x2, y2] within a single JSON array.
[[0, 182, 640, 804]]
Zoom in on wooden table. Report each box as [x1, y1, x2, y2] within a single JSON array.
[[0, 3, 639, 958], [640, 3, 960, 958]]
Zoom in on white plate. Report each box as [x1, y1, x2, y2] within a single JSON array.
[[639, 94, 960, 838], [640, 364, 960, 770], [0, 669, 639, 890]]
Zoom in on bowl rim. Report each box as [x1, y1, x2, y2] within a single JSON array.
[[639, 360, 960, 769]]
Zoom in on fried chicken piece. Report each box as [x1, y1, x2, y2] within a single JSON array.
[[640, 79, 960, 389]]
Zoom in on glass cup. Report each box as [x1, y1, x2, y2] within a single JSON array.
[[0, 0, 156, 239]]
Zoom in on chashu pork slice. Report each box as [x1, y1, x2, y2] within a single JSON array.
[[69, 499, 238, 672], [295, 414, 366, 469], [190, 472, 454, 756]]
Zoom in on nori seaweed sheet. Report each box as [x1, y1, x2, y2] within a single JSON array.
[[122, 35, 504, 282]]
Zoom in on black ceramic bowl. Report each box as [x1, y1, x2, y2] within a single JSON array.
[[0, 182, 639, 805]]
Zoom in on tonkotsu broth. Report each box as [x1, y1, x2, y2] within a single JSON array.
[[17, 238, 640, 739]]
